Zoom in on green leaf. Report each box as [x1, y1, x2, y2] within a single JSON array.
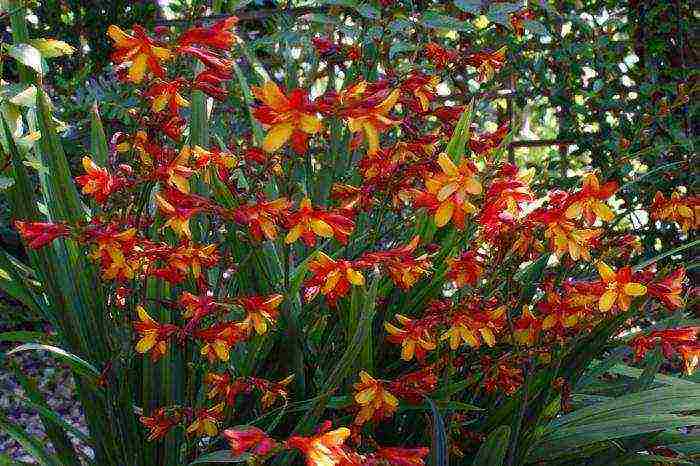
[[446, 102, 474, 160], [17, 397, 91, 445], [454, 0, 483, 14], [0, 83, 37, 107], [531, 415, 700, 460], [90, 103, 109, 166], [356, 4, 380, 19], [0, 413, 56, 466], [189, 450, 250, 464], [523, 19, 548, 36], [8, 44, 44, 75], [547, 385, 700, 430], [472, 426, 510, 466], [0, 175, 14, 190], [389, 42, 417, 60], [28, 39, 75, 58], [421, 11, 473, 31], [0, 331, 48, 344], [7, 343, 100, 379], [427, 398, 448, 466]]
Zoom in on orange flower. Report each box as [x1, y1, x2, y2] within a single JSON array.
[[596, 262, 647, 312], [232, 198, 291, 242], [416, 153, 482, 229], [235, 294, 284, 335], [192, 145, 237, 183], [253, 375, 294, 410], [385, 314, 437, 361], [75, 156, 123, 204], [353, 371, 399, 425], [107, 25, 171, 82], [650, 191, 699, 232], [155, 189, 208, 238], [465, 47, 506, 81], [648, 267, 686, 310], [303, 252, 365, 306], [532, 203, 602, 261], [538, 290, 582, 335], [15, 221, 70, 249], [286, 422, 354, 466], [140, 408, 181, 441], [204, 372, 243, 406], [252, 81, 322, 154], [345, 88, 401, 154], [223, 426, 276, 457], [513, 306, 541, 346], [446, 250, 485, 288], [165, 241, 219, 280], [440, 307, 505, 350], [194, 323, 246, 362], [401, 72, 440, 112], [89, 227, 141, 281], [374, 447, 429, 466], [133, 305, 178, 362], [157, 146, 194, 193], [424, 42, 457, 69], [186, 403, 224, 437], [144, 79, 189, 114], [629, 327, 700, 375], [565, 173, 617, 225], [285, 198, 355, 247], [356, 236, 431, 289], [677, 345, 700, 376], [177, 16, 238, 50]]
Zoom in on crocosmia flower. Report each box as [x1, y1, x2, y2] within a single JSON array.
[[252, 81, 323, 154], [75, 156, 123, 204], [303, 252, 365, 306], [186, 402, 224, 437], [285, 198, 355, 247], [235, 294, 284, 335], [223, 426, 276, 457], [133, 305, 178, 362], [353, 371, 399, 425], [107, 25, 171, 82], [286, 421, 354, 466], [415, 153, 482, 229], [15, 221, 70, 249], [385, 314, 437, 361], [596, 262, 647, 312]]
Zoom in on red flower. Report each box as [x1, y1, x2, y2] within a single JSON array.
[[235, 294, 284, 335], [177, 17, 238, 50], [303, 252, 365, 306], [177, 45, 234, 78], [357, 236, 431, 289], [465, 47, 506, 81], [194, 70, 230, 100], [286, 421, 355, 466], [424, 42, 457, 69], [140, 408, 181, 441], [223, 426, 276, 457], [372, 446, 429, 466], [179, 291, 218, 331], [647, 267, 686, 310], [231, 198, 291, 241], [285, 198, 355, 247], [15, 221, 70, 249], [107, 25, 171, 82], [446, 250, 485, 288], [144, 79, 189, 114]]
